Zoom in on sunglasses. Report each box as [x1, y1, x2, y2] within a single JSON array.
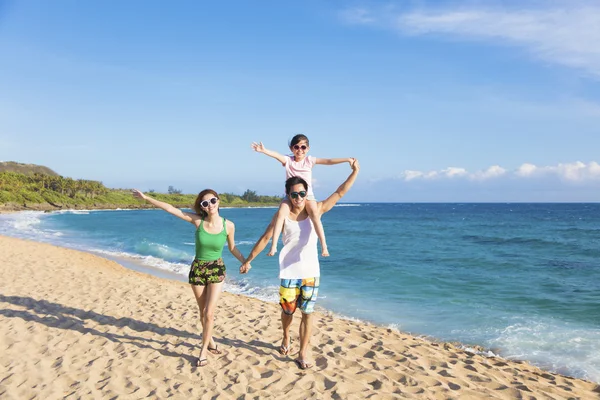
[[289, 191, 307, 199], [293, 145, 307, 150], [200, 197, 218, 208]]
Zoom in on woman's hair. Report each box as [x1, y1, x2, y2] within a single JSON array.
[[285, 176, 308, 194], [289, 134, 309, 148], [193, 189, 219, 217]]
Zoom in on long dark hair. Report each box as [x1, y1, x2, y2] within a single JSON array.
[[193, 189, 219, 217]]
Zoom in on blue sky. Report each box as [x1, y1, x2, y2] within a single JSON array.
[[1, 0, 599, 202]]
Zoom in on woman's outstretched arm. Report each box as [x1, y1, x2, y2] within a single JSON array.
[[132, 189, 197, 224]]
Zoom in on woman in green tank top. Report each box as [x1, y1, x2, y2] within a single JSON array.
[[132, 188, 247, 368]]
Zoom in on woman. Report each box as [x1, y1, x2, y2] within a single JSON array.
[[132, 188, 246, 367]]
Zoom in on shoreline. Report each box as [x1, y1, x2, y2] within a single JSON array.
[[1, 234, 599, 398]]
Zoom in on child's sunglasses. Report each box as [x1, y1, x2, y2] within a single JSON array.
[[200, 197, 219, 208], [293, 145, 307, 150], [289, 191, 307, 199]]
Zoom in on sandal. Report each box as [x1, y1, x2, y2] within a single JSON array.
[[196, 358, 208, 367], [294, 358, 313, 370], [207, 345, 222, 355], [279, 344, 290, 356]]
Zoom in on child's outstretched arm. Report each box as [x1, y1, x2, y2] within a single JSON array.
[[315, 157, 355, 166], [251, 142, 287, 166]]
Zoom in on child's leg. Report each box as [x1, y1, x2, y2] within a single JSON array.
[[305, 200, 329, 257], [268, 200, 291, 256]]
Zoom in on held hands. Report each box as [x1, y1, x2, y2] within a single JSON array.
[[350, 158, 360, 171], [132, 189, 147, 201], [251, 142, 266, 153], [239, 262, 252, 274]]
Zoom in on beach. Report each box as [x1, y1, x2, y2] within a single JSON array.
[[1, 234, 599, 399]]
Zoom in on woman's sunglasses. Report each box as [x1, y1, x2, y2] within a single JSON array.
[[293, 145, 307, 150], [289, 191, 307, 199], [200, 197, 219, 208]]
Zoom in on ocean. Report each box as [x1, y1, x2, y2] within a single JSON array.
[[1, 203, 599, 383]]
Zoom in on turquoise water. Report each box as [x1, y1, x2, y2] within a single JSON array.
[[1, 203, 599, 382]]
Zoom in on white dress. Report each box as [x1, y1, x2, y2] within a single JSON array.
[[278, 216, 320, 279]]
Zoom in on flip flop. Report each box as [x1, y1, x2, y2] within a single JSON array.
[[294, 359, 313, 370], [207, 345, 222, 355], [279, 344, 290, 355], [196, 358, 208, 367]]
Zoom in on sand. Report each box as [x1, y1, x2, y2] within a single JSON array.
[[1, 234, 599, 399]]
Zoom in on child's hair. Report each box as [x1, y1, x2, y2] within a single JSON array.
[[193, 189, 220, 217], [285, 176, 309, 194], [289, 134, 309, 148]]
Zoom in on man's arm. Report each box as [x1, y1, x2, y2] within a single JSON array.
[[319, 159, 360, 214], [239, 212, 277, 273]]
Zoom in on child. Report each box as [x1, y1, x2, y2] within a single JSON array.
[[252, 134, 354, 257]]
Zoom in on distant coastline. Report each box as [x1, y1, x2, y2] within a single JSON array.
[[0, 201, 279, 213], [0, 163, 281, 212]]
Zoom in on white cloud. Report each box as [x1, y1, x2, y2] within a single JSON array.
[[340, 2, 600, 77], [401, 161, 600, 182], [473, 165, 507, 180], [442, 167, 468, 178], [516, 163, 538, 177]]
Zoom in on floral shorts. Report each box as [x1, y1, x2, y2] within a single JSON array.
[[189, 258, 226, 286]]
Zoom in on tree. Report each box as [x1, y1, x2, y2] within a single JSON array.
[[241, 189, 259, 202], [168, 185, 182, 194]]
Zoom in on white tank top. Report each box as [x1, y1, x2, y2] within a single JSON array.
[[278, 216, 320, 279]]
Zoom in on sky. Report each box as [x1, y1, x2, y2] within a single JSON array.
[[1, 0, 600, 202]]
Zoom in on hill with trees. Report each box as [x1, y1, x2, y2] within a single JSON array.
[[0, 162, 281, 212], [0, 161, 59, 176]]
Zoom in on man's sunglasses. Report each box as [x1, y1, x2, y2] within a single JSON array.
[[289, 191, 307, 199], [293, 145, 307, 150], [200, 197, 218, 208]]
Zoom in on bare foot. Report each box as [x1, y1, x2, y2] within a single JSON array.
[[267, 248, 277, 256], [321, 247, 330, 257]]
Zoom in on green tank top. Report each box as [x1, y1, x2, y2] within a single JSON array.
[[195, 217, 228, 261]]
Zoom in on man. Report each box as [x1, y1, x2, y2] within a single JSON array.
[[240, 159, 359, 369]]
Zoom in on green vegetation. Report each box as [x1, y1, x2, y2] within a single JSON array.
[[0, 161, 59, 176], [0, 168, 281, 211]]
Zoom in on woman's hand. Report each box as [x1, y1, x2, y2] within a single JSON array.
[[132, 189, 147, 201]]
